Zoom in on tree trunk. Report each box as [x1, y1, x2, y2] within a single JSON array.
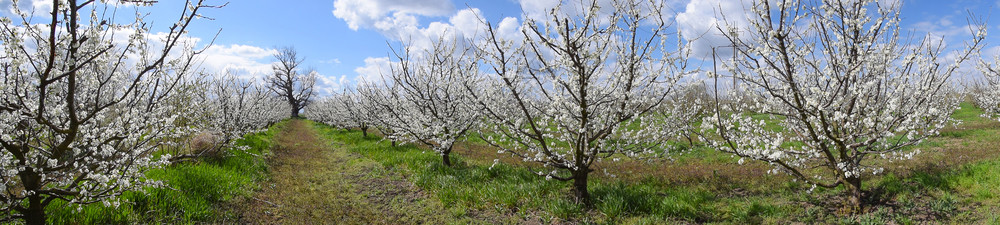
[[361, 127, 368, 137], [441, 146, 452, 167], [845, 176, 863, 214], [289, 102, 300, 118], [391, 140, 397, 147], [24, 195, 45, 225], [18, 169, 46, 225], [572, 169, 592, 207]]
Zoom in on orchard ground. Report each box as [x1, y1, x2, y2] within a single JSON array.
[[44, 103, 1000, 224]]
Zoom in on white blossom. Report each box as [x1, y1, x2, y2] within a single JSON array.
[[701, 0, 985, 211]]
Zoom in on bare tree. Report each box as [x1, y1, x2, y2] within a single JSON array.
[[267, 46, 316, 118], [702, 0, 985, 212], [0, 0, 220, 223]]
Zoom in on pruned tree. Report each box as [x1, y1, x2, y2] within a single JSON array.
[[304, 97, 346, 128], [353, 83, 395, 138], [361, 35, 481, 167], [176, 71, 288, 161], [352, 83, 402, 146], [701, 0, 986, 212], [473, 0, 692, 205], [305, 88, 374, 136], [336, 88, 376, 137], [975, 54, 1000, 117], [267, 46, 316, 118], [670, 82, 712, 147], [0, 0, 219, 223]]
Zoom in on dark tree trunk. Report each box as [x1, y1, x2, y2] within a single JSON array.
[[442, 153, 452, 167], [19, 170, 45, 225], [571, 168, 591, 207], [845, 176, 863, 214], [361, 127, 368, 137], [441, 145, 453, 167], [288, 100, 300, 118], [290, 107, 299, 118], [24, 195, 45, 225], [391, 140, 397, 147]]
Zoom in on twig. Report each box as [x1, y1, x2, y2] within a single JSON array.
[[252, 196, 281, 208]]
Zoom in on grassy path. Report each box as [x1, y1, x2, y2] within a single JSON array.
[[238, 120, 458, 224]]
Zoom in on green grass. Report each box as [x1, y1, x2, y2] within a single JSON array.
[[950, 102, 991, 123], [42, 101, 1000, 224], [950, 160, 1000, 204], [309, 101, 1000, 224], [313, 122, 805, 224], [862, 157, 1000, 224], [44, 121, 283, 224], [313, 123, 568, 219]]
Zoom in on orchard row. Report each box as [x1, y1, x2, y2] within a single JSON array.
[[3, 0, 1000, 224]]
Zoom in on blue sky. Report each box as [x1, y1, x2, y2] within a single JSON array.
[[4, 0, 1000, 94]]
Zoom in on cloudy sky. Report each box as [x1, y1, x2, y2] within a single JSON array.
[[4, 0, 1000, 94]]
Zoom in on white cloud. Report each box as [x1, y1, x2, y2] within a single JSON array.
[[197, 44, 277, 80], [1, 0, 53, 17], [320, 58, 342, 64], [675, 0, 750, 60], [335, 3, 500, 84], [333, 0, 454, 30], [333, 0, 506, 47], [313, 72, 351, 96], [518, 0, 560, 22], [450, 8, 486, 39], [30, 0, 51, 12], [354, 57, 396, 84], [912, 16, 976, 41], [495, 17, 522, 40]]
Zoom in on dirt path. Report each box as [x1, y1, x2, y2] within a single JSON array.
[[238, 120, 459, 224]]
